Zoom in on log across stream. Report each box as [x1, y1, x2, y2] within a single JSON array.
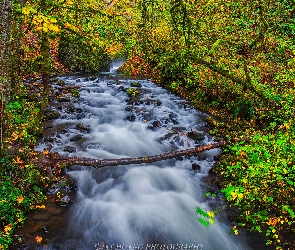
[[16, 72, 266, 249], [48, 141, 226, 168]]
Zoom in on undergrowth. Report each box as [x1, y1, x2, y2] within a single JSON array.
[[0, 90, 45, 249]]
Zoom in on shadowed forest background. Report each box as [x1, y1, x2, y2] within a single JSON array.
[[0, 0, 294, 249]]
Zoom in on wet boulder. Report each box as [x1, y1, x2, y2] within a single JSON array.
[[148, 120, 161, 130], [126, 97, 142, 105], [77, 113, 85, 119], [76, 107, 83, 113], [44, 136, 57, 143], [44, 109, 60, 120], [125, 106, 133, 112], [155, 100, 162, 106], [70, 134, 84, 141], [66, 104, 76, 113], [192, 163, 201, 172], [76, 123, 91, 133], [61, 128, 69, 134], [63, 146, 76, 153], [118, 86, 126, 92], [55, 190, 71, 206], [172, 127, 186, 132], [126, 114, 136, 122]]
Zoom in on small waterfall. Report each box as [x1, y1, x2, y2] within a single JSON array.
[[38, 76, 252, 250], [109, 60, 125, 73]]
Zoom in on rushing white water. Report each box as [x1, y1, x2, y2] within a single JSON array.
[[39, 76, 252, 250]]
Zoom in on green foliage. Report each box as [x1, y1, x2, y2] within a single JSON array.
[[195, 206, 215, 228], [58, 34, 108, 72], [218, 124, 295, 247], [5, 96, 42, 146], [0, 157, 45, 248]]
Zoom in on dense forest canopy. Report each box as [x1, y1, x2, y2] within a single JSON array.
[[0, 0, 294, 248]]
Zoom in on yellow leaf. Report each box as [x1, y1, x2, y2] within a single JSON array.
[[49, 24, 60, 33], [209, 218, 215, 224], [50, 18, 57, 23], [22, 7, 30, 15], [230, 191, 237, 200], [11, 132, 18, 140], [4, 224, 12, 234], [34, 204, 46, 209], [237, 193, 243, 199], [284, 123, 291, 130], [207, 211, 215, 218]]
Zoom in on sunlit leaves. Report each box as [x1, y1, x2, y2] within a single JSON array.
[[33, 15, 60, 33]]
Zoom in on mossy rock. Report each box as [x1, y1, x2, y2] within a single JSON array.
[[187, 131, 205, 142], [126, 88, 140, 97], [130, 82, 142, 88], [206, 116, 226, 129], [44, 110, 60, 120], [56, 80, 66, 86], [69, 88, 80, 98]]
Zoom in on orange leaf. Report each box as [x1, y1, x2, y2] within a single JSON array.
[[35, 236, 42, 243], [13, 156, 24, 164], [17, 196, 24, 203]]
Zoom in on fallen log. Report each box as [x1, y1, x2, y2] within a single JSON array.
[[52, 141, 227, 169]]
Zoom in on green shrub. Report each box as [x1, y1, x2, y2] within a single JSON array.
[[217, 124, 295, 247]]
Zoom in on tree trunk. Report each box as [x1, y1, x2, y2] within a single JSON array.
[[9, 0, 25, 94], [0, 0, 12, 155], [51, 141, 226, 169]]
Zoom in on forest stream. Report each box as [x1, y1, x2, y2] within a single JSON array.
[[11, 62, 268, 250]]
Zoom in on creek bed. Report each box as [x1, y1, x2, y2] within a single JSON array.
[[12, 75, 268, 250]]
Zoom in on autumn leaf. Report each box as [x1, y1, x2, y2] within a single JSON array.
[[43, 150, 50, 156], [17, 196, 24, 203], [4, 224, 12, 234], [22, 7, 30, 15], [32, 204, 46, 209], [35, 236, 43, 243], [13, 156, 24, 164]]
